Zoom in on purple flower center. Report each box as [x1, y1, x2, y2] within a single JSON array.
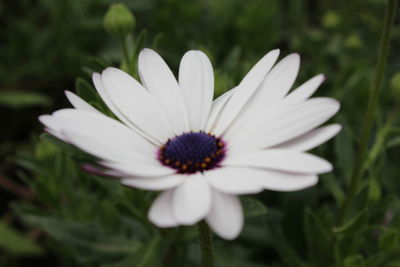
[[158, 132, 225, 174]]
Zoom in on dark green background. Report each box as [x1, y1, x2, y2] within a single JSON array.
[[1, 0, 399, 266]]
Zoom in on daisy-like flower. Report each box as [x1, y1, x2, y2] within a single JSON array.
[[39, 48, 340, 240]]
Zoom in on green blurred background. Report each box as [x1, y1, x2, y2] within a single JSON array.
[[1, 0, 399, 266]]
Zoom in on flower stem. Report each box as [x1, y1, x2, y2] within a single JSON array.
[[120, 36, 131, 74], [336, 0, 398, 226], [198, 221, 214, 267]]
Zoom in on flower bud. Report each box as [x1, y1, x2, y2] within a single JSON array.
[[103, 4, 135, 39], [322, 11, 340, 28]]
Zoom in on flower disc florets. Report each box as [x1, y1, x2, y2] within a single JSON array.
[[158, 132, 225, 174]]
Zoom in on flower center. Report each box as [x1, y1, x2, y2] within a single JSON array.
[[158, 132, 225, 174]]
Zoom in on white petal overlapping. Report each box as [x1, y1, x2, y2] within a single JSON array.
[[226, 97, 340, 154], [40, 48, 340, 241], [101, 67, 174, 143], [225, 53, 300, 135], [92, 72, 157, 144], [205, 168, 263, 195], [122, 175, 185, 191], [172, 174, 211, 225], [212, 49, 280, 135], [275, 124, 342, 151], [65, 90, 99, 113], [224, 149, 332, 174], [139, 49, 190, 135]]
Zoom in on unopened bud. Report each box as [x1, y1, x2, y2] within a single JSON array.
[[322, 11, 340, 28], [103, 4, 135, 38]]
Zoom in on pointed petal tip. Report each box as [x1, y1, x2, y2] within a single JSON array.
[[328, 123, 343, 135], [64, 90, 74, 100], [216, 229, 241, 240], [266, 48, 280, 59], [38, 114, 50, 124], [139, 48, 156, 58], [92, 72, 101, 79], [270, 48, 280, 55], [319, 160, 333, 173], [103, 66, 118, 73], [148, 213, 178, 228], [333, 99, 341, 112], [141, 47, 153, 53], [289, 52, 301, 62]]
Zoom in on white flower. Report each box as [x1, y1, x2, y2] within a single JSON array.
[[39, 48, 341, 240]]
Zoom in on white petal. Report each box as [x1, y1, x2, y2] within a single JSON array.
[[39, 109, 173, 177], [62, 130, 172, 177], [204, 168, 262, 195], [100, 160, 175, 178], [148, 190, 179, 227], [227, 97, 340, 153], [121, 175, 185, 191], [179, 50, 214, 131], [212, 49, 280, 135], [81, 164, 125, 177], [172, 174, 211, 225], [221, 167, 318, 192], [224, 149, 332, 174], [92, 72, 156, 142], [255, 53, 300, 101], [41, 117, 69, 142], [206, 189, 243, 240], [62, 129, 146, 165], [275, 124, 342, 151], [139, 49, 189, 135], [40, 109, 154, 156], [101, 67, 174, 143], [225, 53, 300, 136], [284, 74, 325, 104], [205, 88, 236, 133], [64, 90, 99, 113]]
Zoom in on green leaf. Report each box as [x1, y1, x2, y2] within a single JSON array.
[[333, 209, 367, 234], [323, 173, 345, 205], [303, 207, 333, 263], [367, 176, 381, 203], [242, 197, 267, 218], [0, 91, 51, 109], [0, 222, 43, 255], [75, 77, 98, 103], [16, 210, 142, 258], [334, 117, 354, 176], [379, 229, 400, 252], [135, 236, 163, 267], [387, 136, 400, 148], [343, 254, 365, 267]]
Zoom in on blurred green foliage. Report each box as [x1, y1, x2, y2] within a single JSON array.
[[1, 0, 400, 266]]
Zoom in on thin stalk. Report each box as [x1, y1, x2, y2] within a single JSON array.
[[363, 112, 396, 172], [120, 36, 131, 74], [198, 221, 214, 267], [336, 0, 398, 226]]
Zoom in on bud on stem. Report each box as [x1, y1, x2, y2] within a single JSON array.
[[103, 4, 136, 39]]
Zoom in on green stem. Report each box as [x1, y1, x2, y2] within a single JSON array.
[[120, 36, 131, 73], [336, 0, 398, 226], [198, 221, 214, 267], [363, 113, 395, 172]]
